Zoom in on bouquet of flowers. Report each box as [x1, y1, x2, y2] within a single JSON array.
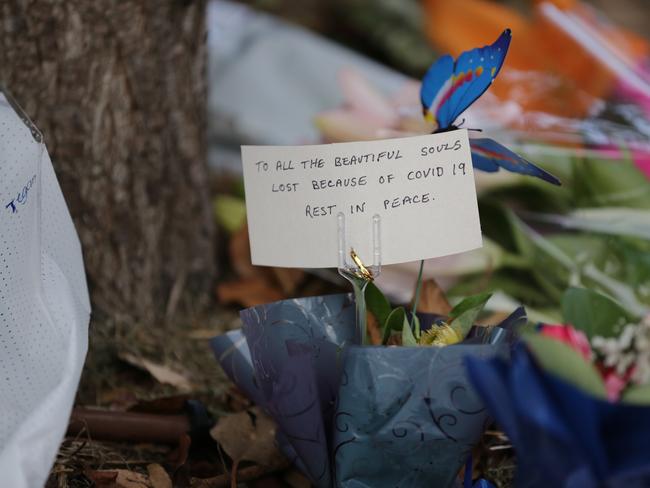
[[212, 289, 524, 488], [466, 287, 650, 487]]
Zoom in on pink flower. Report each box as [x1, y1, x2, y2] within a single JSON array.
[[539, 324, 593, 361], [313, 67, 432, 143], [598, 364, 637, 402], [601, 368, 627, 401]]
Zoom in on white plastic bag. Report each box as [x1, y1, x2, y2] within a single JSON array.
[[0, 90, 90, 488]]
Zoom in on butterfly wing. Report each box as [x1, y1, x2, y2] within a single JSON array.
[[421, 29, 511, 130], [470, 138, 561, 185], [420, 55, 454, 124]]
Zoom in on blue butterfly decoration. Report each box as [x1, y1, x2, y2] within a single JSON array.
[[420, 29, 560, 186]]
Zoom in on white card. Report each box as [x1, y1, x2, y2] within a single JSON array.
[[242, 129, 482, 268]]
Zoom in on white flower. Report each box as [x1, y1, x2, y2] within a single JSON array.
[[619, 325, 636, 349], [592, 335, 619, 357], [631, 315, 650, 385], [633, 351, 650, 385], [592, 334, 626, 368], [592, 316, 650, 383]]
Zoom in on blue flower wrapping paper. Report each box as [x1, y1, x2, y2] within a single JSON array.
[[212, 294, 517, 488], [466, 344, 650, 488]]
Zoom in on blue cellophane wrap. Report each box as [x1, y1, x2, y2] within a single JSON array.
[[211, 294, 513, 488], [465, 344, 650, 488]]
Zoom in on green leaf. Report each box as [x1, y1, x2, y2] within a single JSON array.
[[572, 154, 650, 209], [366, 282, 392, 328], [561, 287, 633, 338], [548, 234, 607, 262], [524, 334, 607, 399], [233, 179, 247, 199], [508, 212, 649, 316], [509, 211, 575, 271], [412, 313, 421, 339], [421, 237, 506, 276], [382, 306, 406, 344], [449, 292, 492, 339], [622, 384, 650, 405], [525, 208, 650, 240], [402, 319, 418, 346], [449, 292, 492, 319], [611, 238, 650, 298], [448, 271, 550, 308], [213, 195, 246, 234]]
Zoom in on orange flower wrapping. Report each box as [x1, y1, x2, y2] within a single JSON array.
[[422, 0, 650, 119], [422, 0, 533, 71]]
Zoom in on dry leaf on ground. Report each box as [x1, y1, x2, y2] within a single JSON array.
[[147, 464, 172, 488], [229, 223, 256, 278], [217, 277, 284, 308], [115, 470, 152, 488], [224, 222, 306, 305], [210, 406, 285, 468], [119, 353, 193, 392], [271, 267, 305, 296], [85, 470, 118, 488], [87, 469, 151, 488]]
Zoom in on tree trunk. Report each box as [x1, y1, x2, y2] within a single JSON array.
[[0, 0, 215, 326]]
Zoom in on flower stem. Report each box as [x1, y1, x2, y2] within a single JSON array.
[[410, 259, 424, 334], [354, 279, 369, 345], [351, 276, 370, 345], [340, 269, 370, 345]]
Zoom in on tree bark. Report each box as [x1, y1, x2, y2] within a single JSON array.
[[0, 0, 215, 326]]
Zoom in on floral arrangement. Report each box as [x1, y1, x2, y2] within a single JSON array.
[[466, 287, 650, 487], [539, 317, 650, 402], [526, 287, 650, 404], [211, 285, 524, 488]]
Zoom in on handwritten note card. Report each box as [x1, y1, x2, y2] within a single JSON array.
[[242, 129, 482, 268]]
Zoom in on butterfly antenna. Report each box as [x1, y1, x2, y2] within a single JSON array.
[[458, 118, 483, 132]]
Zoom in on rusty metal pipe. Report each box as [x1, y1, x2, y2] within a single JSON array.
[[67, 407, 191, 444]]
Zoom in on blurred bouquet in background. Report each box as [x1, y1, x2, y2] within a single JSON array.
[[209, 0, 650, 325], [312, 0, 650, 315], [422, 0, 650, 177], [317, 0, 650, 174]]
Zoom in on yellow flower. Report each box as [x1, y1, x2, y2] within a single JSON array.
[[418, 323, 462, 346]]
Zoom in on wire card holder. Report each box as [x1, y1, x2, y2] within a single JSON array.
[[337, 212, 381, 345]]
